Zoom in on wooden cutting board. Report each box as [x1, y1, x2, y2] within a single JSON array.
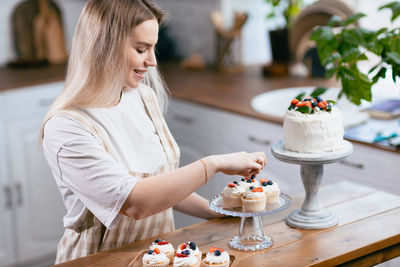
[[11, 0, 67, 65]]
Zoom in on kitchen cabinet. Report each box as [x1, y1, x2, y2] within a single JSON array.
[[0, 82, 65, 267], [165, 98, 400, 228]]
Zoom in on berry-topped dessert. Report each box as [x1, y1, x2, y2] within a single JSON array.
[[283, 91, 345, 153], [176, 241, 202, 264], [149, 238, 175, 262], [202, 247, 230, 267], [173, 248, 199, 267], [260, 178, 280, 204], [238, 174, 260, 190], [241, 186, 266, 212], [142, 248, 170, 267], [221, 180, 245, 209]]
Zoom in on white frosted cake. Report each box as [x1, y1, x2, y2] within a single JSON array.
[[283, 96, 345, 153]]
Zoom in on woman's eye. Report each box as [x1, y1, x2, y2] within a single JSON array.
[[136, 49, 145, 54]]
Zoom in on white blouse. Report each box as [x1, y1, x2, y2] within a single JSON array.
[[42, 84, 168, 229]]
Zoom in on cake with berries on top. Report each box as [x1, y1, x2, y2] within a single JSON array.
[[260, 178, 280, 204], [221, 181, 245, 209], [241, 186, 266, 212], [142, 248, 170, 267], [149, 238, 175, 262], [283, 94, 344, 153], [176, 241, 202, 264], [202, 247, 230, 267], [238, 175, 260, 191], [173, 248, 199, 267]]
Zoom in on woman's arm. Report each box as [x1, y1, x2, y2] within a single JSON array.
[[173, 192, 223, 220], [120, 151, 266, 220]]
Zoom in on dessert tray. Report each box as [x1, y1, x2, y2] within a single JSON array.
[[209, 193, 292, 251], [128, 250, 237, 267]]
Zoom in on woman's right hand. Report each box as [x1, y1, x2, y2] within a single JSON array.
[[204, 151, 267, 178]]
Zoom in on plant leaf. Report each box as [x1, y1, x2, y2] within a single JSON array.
[[340, 13, 366, 26], [295, 92, 306, 101], [386, 52, 400, 64], [310, 87, 328, 98], [297, 106, 313, 114], [342, 47, 362, 62], [378, 1, 400, 22], [327, 15, 342, 27]]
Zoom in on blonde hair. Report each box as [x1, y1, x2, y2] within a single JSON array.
[[40, 0, 168, 140]]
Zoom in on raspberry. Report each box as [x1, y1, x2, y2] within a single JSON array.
[[157, 241, 169, 245]]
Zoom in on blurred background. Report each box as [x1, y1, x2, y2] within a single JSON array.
[[0, 0, 399, 266]]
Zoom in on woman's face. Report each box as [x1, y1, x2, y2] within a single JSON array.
[[127, 18, 159, 88]]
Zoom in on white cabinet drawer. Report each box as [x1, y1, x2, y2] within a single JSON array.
[[3, 81, 63, 118]]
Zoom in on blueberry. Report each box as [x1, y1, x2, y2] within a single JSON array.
[[303, 98, 312, 102], [262, 181, 268, 186], [319, 106, 323, 110], [148, 249, 154, 254], [246, 179, 252, 183], [249, 186, 254, 190], [241, 178, 245, 182], [250, 174, 255, 179], [312, 101, 317, 107], [189, 242, 196, 250], [182, 250, 190, 255], [267, 180, 273, 185], [233, 181, 238, 185], [214, 250, 221, 256], [154, 238, 160, 243], [316, 96, 323, 102]]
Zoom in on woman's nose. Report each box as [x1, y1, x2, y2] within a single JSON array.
[[145, 50, 157, 67]]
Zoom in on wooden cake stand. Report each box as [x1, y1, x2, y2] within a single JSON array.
[[271, 140, 353, 229]]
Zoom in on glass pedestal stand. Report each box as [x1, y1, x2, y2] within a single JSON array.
[[209, 193, 291, 251], [271, 140, 353, 229]]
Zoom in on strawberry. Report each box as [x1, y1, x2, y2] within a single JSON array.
[[228, 183, 236, 188], [252, 187, 263, 192], [209, 247, 224, 253], [179, 243, 187, 250], [317, 102, 326, 109], [157, 241, 169, 245], [176, 253, 188, 258], [296, 101, 312, 107], [322, 100, 328, 106], [291, 99, 299, 105], [153, 248, 160, 254], [260, 178, 269, 184]]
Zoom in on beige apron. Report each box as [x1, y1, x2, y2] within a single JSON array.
[[53, 86, 180, 264]]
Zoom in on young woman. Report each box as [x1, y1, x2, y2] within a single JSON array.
[[40, 0, 266, 263]]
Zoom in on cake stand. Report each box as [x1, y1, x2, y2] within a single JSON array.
[[271, 140, 353, 229], [209, 193, 291, 251]]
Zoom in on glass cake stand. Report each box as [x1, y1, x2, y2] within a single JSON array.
[[271, 140, 353, 229], [209, 193, 292, 251]]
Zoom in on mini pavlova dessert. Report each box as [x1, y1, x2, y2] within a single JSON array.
[[221, 181, 245, 209], [142, 248, 170, 267], [173, 249, 199, 267], [149, 238, 175, 262], [241, 186, 266, 212], [238, 175, 260, 191], [202, 247, 230, 267], [260, 178, 280, 204], [176, 241, 202, 264]]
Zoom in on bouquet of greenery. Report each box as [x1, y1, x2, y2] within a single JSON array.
[[310, 1, 400, 106]]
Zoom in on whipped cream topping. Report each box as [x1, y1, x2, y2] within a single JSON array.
[[143, 252, 169, 265], [149, 242, 174, 254], [222, 184, 245, 198], [173, 253, 198, 266], [283, 107, 344, 153], [239, 179, 260, 190], [262, 181, 280, 194], [176, 242, 201, 258], [242, 188, 265, 199], [203, 251, 229, 264]]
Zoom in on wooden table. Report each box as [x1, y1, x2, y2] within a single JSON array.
[[53, 181, 400, 267]]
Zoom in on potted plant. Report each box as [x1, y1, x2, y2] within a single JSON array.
[[264, 0, 304, 65], [310, 1, 400, 106]]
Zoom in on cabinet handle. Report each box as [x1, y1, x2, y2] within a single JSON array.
[[173, 114, 194, 125], [248, 136, 271, 146], [15, 183, 23, 206], [339, 159, 364, 169], [39, 98, 56, 107], [4, 185, 12, 210]]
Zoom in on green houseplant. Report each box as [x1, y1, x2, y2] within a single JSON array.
[[264, 0, 304, 64], [310, 1, 400, 105]]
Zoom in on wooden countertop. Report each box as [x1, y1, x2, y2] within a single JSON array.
[[52, 181, 400, 267]]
